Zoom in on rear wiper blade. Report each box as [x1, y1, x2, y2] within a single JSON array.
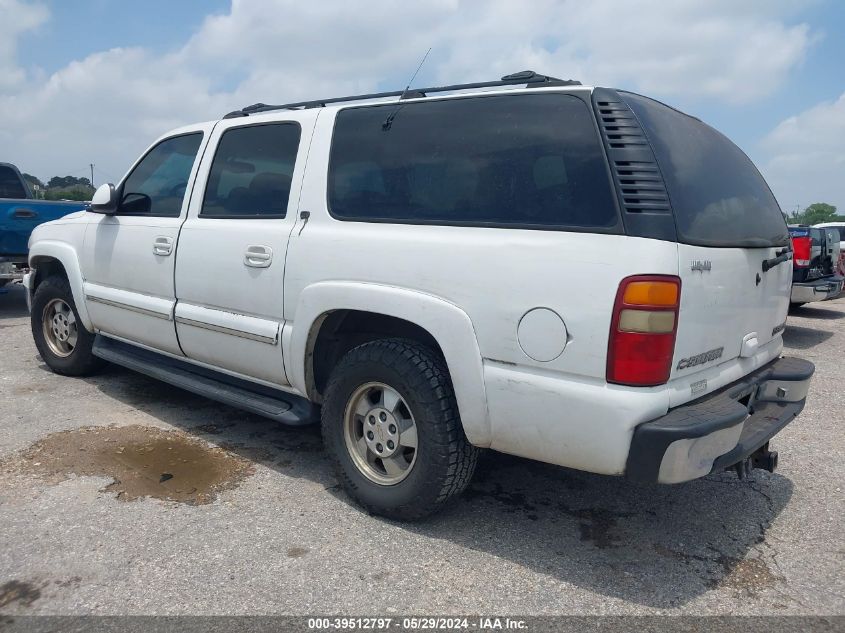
[[762, 248, 792, 273]]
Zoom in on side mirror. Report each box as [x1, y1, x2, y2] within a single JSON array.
[[90, 183, 117, 214]]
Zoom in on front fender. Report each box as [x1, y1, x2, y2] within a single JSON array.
[[285, 281, 491, 447], [28, 240, 92, 331]]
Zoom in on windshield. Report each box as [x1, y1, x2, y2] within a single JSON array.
[[621, 92, 789, 248]]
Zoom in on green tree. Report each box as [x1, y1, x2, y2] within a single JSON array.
[[43, 187, 93, 201], [797, 202, 837, 225], [21, 173, 44, 190], [47, 175, 91, 189]]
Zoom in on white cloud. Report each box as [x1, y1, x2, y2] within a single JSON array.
[[0, 0, 48, 89], [0, 0, 818, 183], [760, 93, 845, 213], [436, 0, 814, 103]]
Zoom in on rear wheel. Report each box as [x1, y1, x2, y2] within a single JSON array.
[[321, 338, 478, 520], [31, 275, 105, 376]]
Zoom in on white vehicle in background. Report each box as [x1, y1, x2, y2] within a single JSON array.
[[25, 71, 814, 520], [813, 222, 845, 244], [813, 222, 845, 283]]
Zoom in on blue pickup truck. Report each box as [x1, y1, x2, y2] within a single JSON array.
[[1, 162, 89, 288]]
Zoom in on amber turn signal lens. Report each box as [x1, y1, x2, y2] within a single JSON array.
[[622, 281, 679, 307]]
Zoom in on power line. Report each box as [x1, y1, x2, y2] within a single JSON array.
[[94, 166, 119, 182], [50, 166, 93, 178]]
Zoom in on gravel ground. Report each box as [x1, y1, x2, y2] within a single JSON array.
[[0, 283, 843, 616]]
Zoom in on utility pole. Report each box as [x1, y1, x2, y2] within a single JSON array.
[[90, 163, 95, 188]]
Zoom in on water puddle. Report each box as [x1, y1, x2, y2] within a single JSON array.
[[17, 425, 252, 504]]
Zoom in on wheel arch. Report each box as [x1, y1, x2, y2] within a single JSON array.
[[28, 241, 92, 331], [285, 282, 491, 447]]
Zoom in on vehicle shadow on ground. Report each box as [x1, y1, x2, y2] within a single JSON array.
[[0, 285, 29, 321], [789, 303, 844, 320], [782, 324, 834, 349], [82, 366, 793, 609], [417, 454, 792, 609]]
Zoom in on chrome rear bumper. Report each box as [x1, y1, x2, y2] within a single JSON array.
[[791, 276, 843, 303]]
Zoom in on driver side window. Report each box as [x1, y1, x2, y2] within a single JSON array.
[[119, 133, 203, 217]]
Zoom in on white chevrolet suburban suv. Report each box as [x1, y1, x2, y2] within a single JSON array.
[[26, 71, 815, 519]]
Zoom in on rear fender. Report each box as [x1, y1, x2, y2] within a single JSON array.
[[285, 281, 491, 446]]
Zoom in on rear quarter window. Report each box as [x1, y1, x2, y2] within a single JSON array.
[[328, 93, 619, 231], [621, 92, 788, 248]]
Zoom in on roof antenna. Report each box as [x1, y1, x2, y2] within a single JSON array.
[[383, 47, 431, 131]]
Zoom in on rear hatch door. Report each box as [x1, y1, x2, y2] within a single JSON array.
[[674, 243, 790, 381], [620, 92, 792, 392]]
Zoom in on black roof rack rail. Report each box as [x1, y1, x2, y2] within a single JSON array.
[[222, 70, 580, 119]]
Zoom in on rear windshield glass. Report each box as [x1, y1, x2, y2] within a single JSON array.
[[621, 92, 788, 248], [0, 165, 27, 199], [329, 94, 619, 230]]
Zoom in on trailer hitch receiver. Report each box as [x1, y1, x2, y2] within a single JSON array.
[[734, 442, 778, 479]]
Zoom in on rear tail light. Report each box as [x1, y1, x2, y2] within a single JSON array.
[[792, 236, 811, 267], [607, 275, 681, 387]]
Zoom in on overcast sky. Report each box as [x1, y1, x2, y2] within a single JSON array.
[[1, 0, 843, 211]]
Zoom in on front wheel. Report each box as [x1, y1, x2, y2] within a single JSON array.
[[321, 338, 478, 520], [31, 275, 105, 376]]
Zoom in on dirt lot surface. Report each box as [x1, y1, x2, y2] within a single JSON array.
[[0, 284, 843, 615]]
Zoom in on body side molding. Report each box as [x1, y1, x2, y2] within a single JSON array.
[[174, 302, 280, 345]]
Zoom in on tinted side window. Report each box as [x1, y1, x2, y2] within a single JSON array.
[[201, 123, 301, 218], [120, 133, 203, 217], [621, 92, 788, 248], [0, 166, 27, 199], [329, 94, 618, 230]]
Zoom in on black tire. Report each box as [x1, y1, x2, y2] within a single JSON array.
[[321, 338, 478, 520], [31, 275, 105, 376]]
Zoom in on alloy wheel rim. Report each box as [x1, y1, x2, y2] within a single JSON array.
[[42, 298, 77, 358], [343, 381, 418, 485]]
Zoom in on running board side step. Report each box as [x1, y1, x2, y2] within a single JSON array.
[[92, 335, 314, 426]]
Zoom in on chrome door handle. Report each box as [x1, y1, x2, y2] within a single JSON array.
[[244, 245, 273, 268], [153, 236, 173, 256]]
